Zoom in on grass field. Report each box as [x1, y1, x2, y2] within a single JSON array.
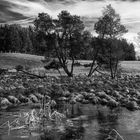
[[0, 53, 140, 75], [121, 61, 140, 73], [0, 53, 44, 69]]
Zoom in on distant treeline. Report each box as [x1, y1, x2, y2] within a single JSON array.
[[0, 24, 136, 60]]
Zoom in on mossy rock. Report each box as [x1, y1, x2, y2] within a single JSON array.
[[100, 98, 108, 105], [96, 91, 107, 98], [1, 98, 12, 108], [8, 96, 20, 104], [75, 94, 84, 102], [126, 101, 139, 111], [34, 92, 44, 100], [107, 98, 119, 108], [29, 94, 39, 103], [18, 94, 29, 103], [82, 99, 90, 104], [92, 96, 99, 104], [63, 90, 71, 97]]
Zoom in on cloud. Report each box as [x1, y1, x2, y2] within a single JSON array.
[[0, 0, 54, 25], [1, 0, 140, 44]]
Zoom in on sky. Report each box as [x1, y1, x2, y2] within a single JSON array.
[[1, 0, 140, 55]]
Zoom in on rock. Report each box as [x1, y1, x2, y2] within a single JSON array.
[[98, 81, 104, 85], [81, 92, 88, 97], [18, 94, 29, 103], [134, 90, 140, 97], [63, 90, 71, 97], [123, 87, 129, 93], [81, 99, 90, 104], [105, 90, 112, 95], [71, 115, 88, 121], [97, 91, 107, 98], [29, 94, 39, 103], [50, 100, 56, 107], [91, 96, 99, 104], [8, 96, 20, 104], [129, 88, 136, 95], [131, 97, 138, 102], [75, 94, 84, 102], [108, 98, 119, 108], [136, 99, 140, 104], [90, 89, 95, 93], [34, 93, 44, 100], [1, 98, 12, 108], [70, 97, 76, 104], [120, 98, 129, 106], [58, 97, 68, 101], [126, 101, 139, 111], [88, 93, 96, 100], [0, 86, 4, 92], [8, 69, 17, 73], [100, 98, 108, 105], [112, 91, 123, 100], [37, 85, 45, 94]]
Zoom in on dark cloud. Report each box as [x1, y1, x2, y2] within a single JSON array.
[[0, 0, 28, 23]]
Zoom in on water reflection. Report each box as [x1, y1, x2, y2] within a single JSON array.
[[1, 104, 140, 140]]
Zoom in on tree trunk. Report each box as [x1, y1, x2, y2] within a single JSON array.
[[63, 66, 73, 77]]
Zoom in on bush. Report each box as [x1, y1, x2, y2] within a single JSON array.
[[44, 59, 61, 70], [15, 65, 24, 71], [83, 63, 92, 67], [73, 62, 82, 66]]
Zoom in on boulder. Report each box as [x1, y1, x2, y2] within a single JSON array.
[[58, 97, 68, 101], [90, 89, 95, 93], [81, 92, 89, 97], [134, 90, 140, 98], [63, 90, 71, 97], [126, 101, 139, 111], [34, 93, 44, 100], [1, 98, 12, 108], [100, 98, 108, 105], [29, 94, 39, 103], [75, 94, 84, 102], [92, 96, 99, 104], [8, 69, 17, 73], [112, 91, 123, 100], [97, 91, 107, 98], [18, 94, 29, 103], [129, 88, 136, 95], [8, 96, 20, 104], [108, 98, 119, 108]]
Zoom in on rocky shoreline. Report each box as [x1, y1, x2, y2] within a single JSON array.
[[1, 72, 140, 111]]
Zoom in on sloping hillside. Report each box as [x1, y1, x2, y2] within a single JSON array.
[[0, 53, 44, 69]]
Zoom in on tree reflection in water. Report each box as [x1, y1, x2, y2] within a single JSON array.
[[40, 122, 85, 140], [96, 107, 120, 140]]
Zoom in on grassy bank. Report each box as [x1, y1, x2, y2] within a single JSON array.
[[0, 53, 44, 69], [0, 53, 140, 75]]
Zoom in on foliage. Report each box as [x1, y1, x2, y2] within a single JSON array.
[[0, 24, 34, 53], [94, 4, 127, 39], [15, 65, 24, 71], [94, 4, 128, 78], [0, 98, 69, 134], [34, 11, 85, 77]]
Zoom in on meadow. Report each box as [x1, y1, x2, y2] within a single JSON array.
[[0, 53, 140, 75]]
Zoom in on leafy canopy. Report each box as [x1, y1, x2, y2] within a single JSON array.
[[94, 4, 128, 39]]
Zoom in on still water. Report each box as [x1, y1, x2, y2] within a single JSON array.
[[0, 104, 140, 140]]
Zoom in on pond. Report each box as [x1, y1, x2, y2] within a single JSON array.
[[0, 104, 140, 140]]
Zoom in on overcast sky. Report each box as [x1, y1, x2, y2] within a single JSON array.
[[1, 0, 140, 53]]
